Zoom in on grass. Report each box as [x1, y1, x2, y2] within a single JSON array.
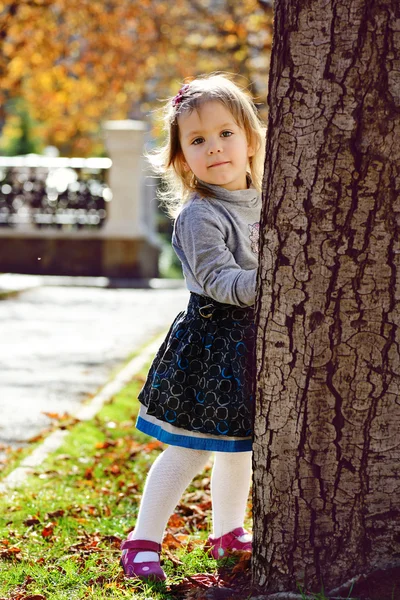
[[0, 357, 359, 600], [0, 440, 41, 480], [0, 373, 234, 600]]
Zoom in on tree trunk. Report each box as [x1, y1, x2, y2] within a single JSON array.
[[253, 0, 400, 594]]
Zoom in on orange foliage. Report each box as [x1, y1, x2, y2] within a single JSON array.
[[0, 0, 272, 155]]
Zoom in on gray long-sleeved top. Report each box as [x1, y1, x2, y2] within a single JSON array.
[[172, 180, 261, 307]]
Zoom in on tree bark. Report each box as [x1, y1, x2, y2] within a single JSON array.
[[253, 0, 400, 594]]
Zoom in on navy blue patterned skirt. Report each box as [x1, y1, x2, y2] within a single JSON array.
[[137, 293, 255, 441]]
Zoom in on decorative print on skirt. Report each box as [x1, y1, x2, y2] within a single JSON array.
[[138, 293, 255, 438]]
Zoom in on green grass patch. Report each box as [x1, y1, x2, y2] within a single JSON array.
[[0, 359, 346, 600], [0, 441, 41, 480], [0, 373, 224, 600]]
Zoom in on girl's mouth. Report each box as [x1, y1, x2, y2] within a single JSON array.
[[209, 161, 229, 168]]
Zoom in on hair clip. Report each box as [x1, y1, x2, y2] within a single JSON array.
[[172, 84, 190, 107]]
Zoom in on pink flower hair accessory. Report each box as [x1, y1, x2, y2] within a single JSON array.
[[172, 84, 190, 107]]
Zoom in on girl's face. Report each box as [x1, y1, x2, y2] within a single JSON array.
[[178, 100, 255, 191]]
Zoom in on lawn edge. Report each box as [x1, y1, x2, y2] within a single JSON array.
[[0, 333, 164, 494]]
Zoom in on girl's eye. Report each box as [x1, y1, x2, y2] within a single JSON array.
[[221, 131, 233, 138], [192, 137, 204, 145]]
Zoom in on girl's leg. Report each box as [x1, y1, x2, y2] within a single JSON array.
[[129, 445, 211, 562], [211, 450, 252, 540]]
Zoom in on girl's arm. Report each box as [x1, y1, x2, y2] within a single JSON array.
[[173, 201, 257, 307]]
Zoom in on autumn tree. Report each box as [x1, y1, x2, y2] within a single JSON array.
[[0, 0, 272, 155], [253, 0, 400, 596]]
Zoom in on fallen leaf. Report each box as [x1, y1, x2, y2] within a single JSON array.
[[46, 509, 65, 519], [198, 500, 212, 511], [28, 433, 45, 443], [185, 539, 200, 552], [0, 546, 22, 560], [87, 574, 108, 585], [102, 534, 121, 547], [107, 464, 121, 475], [163, 532, 183, 550], [231, 551, 251, 573], [84, 467, 94, 480], [170, 572, 227, 592], [167, 513, 187, 530], [41, 523, 55, 538], [175, 533, 191, 543], [86, 505, 98, 515], [42, 412, 64, 420], [95, 440, 117, 449], [143, 441, 164, 452], [68, 532, 102, 555], [23, 516, 41, 526]]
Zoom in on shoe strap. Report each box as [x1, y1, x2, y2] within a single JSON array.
[[230, 527, 247, 538], [208, 527, 247, 546], [121, 539, 161, 553]]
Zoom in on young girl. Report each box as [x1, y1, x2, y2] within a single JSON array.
[[120, 73, 265, 581]]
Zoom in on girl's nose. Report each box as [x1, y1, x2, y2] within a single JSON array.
[[207, 139, 222, 154]]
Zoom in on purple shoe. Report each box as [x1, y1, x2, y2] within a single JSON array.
[[207, 527, 252, 559], [120, 538, 166, 581]]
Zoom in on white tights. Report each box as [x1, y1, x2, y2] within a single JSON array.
[[130, 445, 252, 563]]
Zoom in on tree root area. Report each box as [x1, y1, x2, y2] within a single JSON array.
[[349, 565, 400, 600], [173, 564, 400, 600]]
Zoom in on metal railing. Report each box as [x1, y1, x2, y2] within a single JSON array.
[[0, 156, 112, 230]]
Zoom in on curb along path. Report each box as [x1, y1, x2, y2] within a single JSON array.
[[0, 334, 164, 493]]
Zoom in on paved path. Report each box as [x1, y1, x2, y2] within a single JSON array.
[[0, 282, 189, 449]]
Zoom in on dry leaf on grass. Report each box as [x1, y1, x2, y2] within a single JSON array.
[[163, 532, 183, 550], [231, 551, 251, 574], [167, 513, 187, 530], [0, 546, 22, 560]]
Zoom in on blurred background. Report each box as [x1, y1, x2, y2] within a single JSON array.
[[0, 0, 273, 457], [0, 0, 273, 279]]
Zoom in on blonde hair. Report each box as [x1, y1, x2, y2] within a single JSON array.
[[147, 73, 265, 217]]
